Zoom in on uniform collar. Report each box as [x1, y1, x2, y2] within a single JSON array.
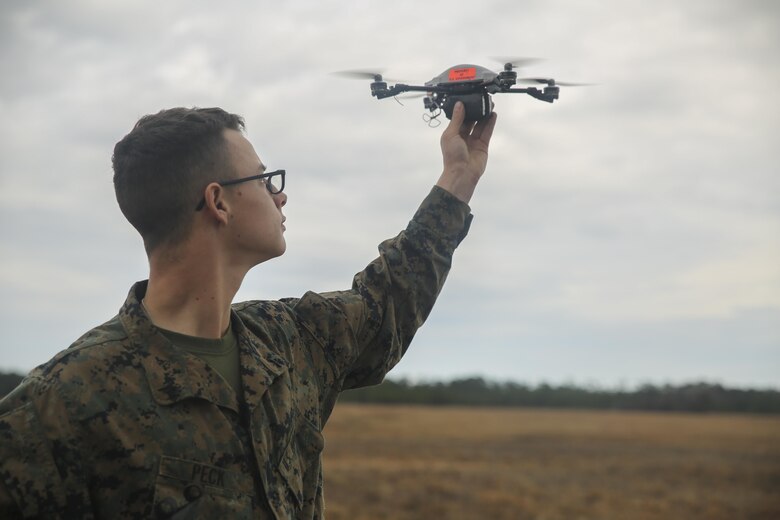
[[229, 302, 289, 410], [119, 281, 287, 413]]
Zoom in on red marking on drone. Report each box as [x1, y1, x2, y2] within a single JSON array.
[[448, 67, 477, 81]]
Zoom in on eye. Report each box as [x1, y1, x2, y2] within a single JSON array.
[[259, 170, 284, 194]]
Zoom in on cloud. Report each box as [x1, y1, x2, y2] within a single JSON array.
[[0, 0, 778, 387]]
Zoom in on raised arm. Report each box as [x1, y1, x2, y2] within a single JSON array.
[[284, 104, 498, 394], [436, 101, 498, 203]]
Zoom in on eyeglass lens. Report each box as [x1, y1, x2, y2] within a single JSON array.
[[266, 172, 284, 193]]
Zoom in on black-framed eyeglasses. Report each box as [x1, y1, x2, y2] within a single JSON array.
[[195, 169, 285, 211]]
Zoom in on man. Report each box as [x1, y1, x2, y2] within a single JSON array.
[[0, 102, 497, 518]]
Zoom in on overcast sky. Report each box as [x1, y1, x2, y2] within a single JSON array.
[[1, 0, 778, 389]]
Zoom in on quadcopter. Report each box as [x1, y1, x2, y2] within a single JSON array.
[[336, 59, 588, 123]]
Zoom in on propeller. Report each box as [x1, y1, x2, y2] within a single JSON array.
[[518, 77, 593, 87], [490, 56, 541, 70], [331, 69, 404, 83]]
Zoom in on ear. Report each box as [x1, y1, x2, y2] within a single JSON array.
[[201, 182, 231, 225]]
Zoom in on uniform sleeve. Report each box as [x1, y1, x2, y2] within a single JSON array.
[[0, 379, 94, 519], [289, 186, 472, 390], [0, 480, 22, 519]]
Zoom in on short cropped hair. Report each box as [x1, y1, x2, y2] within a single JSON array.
[[112, 107, 245, 252]]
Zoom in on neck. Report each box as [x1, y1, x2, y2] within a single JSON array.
[[142, 241, 249, 339]]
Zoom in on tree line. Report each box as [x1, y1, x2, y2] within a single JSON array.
[[2, 371, 778, 413], [340, 377, 780, 413]]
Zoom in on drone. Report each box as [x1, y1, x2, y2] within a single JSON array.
[[335, 59, 588, 123]]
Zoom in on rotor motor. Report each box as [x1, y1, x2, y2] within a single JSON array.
[[497, 63, 517, 88], [543, 85, 559, 100], [369, 74, 388, 97]]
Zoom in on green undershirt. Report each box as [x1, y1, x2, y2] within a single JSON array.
[[157, 325, 241, 396]]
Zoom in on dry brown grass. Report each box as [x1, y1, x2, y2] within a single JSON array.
[[321, 404, 780, 520]]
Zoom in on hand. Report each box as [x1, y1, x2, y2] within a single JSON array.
[[436, 102, 498, 203]]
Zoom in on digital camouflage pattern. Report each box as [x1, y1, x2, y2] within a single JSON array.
[[0, 186, 472, 519]]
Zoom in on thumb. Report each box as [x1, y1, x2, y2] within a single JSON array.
[[442, 101, 464, 138]]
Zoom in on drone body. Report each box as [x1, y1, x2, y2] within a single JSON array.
[[423, 64, 499, 121], [339, 60, 585, 123]]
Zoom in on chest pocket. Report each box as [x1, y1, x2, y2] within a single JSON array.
[[152, 456, 255, 519], [272, 420, 326, 516]]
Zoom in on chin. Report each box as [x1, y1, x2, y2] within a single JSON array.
[[271, 240, 287, 259], [249, 241, 287, 266]]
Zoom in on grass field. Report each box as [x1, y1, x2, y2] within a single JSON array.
[[321, 404, 780, 519]]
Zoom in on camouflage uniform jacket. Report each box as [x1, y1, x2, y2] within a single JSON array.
[[0, 186, 472, 519]]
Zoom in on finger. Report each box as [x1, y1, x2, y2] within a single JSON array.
[[459, 119, 477, 140], [472, 112, 497, 144]]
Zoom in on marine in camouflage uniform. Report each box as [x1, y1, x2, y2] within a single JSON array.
[[0, 103, 497, 519]]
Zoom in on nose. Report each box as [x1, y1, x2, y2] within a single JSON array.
[[274, 191, 287, 208]]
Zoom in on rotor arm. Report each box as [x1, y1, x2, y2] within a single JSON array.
[[502, 86, 558, 103], [371, 83, 450, 99]]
